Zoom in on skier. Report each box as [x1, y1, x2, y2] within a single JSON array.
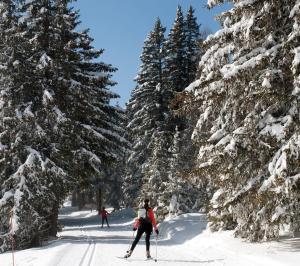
[[124, 199, 159, 259], [99, 206, 110, 228]]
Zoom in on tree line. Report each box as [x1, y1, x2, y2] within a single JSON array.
[[124, 0, 300, 242], [124, 6, 206, 221]]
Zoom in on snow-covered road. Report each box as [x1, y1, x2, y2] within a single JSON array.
[[1, 207, 299, 266]]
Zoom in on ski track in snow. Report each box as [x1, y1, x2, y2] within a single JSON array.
[[49, 225, 97, 266], [0, 208, 299, 266], [78, 226, 97, 266]]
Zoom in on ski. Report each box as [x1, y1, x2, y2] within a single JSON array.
[[117, 256, 157, 262], [146, 257, 158, 262], [116, 256, 132, 260]]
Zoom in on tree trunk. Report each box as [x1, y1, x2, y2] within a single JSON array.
[[49, 201, 59, 237], [71, 190, 77, 207], [78, 192, 85, 210], [96, 188, 103, 211]]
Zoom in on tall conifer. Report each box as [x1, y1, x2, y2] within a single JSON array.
[[189, 0, 300, 241], [124, 19, 167, 206], [0, 0, 126, 251]]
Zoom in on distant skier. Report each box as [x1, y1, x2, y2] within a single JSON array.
[[99, 207, 110, 228], [124, 199, 159, 259]]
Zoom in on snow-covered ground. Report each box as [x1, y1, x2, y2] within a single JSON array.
[[1, 207, 299, 266]]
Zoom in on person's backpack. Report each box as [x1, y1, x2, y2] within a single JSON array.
[[138, 208, 151, 224]]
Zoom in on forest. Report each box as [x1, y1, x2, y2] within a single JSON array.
[[0, 0, 299, 254]]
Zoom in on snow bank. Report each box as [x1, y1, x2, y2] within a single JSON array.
[[158, 213, 207, 244]]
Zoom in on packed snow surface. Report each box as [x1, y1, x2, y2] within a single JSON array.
[[1, 207, 299, 266]]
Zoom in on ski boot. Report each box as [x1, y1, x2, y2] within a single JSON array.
[[124, 250, 132, 258], [146, 251, 152, 259]]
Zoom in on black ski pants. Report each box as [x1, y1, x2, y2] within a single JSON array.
[[130, 222, 152, 251], [101, 217, 109, 227]]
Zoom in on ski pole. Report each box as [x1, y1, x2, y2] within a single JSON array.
[[127, 230, 135, 253], [155, 234, 158, 262], [9, 209, 15, 266]]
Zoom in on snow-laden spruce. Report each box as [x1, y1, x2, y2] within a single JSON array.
[[164, 6, 201, 96], [124, 18, 168, 208], [164, 6, 187, 95], [187, 0, 300, 241], [166, 126, 205, 216], [0, 0, 126, 252], [162, 6, 204, 218], [0, 0, 69, 251]]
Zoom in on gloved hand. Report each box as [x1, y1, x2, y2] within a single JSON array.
[[133, 227, 137, 231], [155, 229, 159, 235]]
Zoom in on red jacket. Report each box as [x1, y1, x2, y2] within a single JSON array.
[[133, 208, 157, 230], [100, 210, 108, 218]]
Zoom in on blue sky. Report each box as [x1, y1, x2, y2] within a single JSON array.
[[73, 0, 231, 107]]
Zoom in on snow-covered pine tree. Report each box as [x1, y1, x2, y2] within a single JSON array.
[[0, 0, 127, 252], [155, 6, 202, 218], [184, 6, 202, 85], [104, 105, 129, 210], [49, 0, 127, 188], [20, 0, 75, 236], [164, 5, 201, 104], [188, 0, 300, 241], [166, 126, 203, 216], [164, 6, 187, 96], [105, 156, 126, 210], [165, 4, 201, 171], [141, 127, 172, 221], [124, 18, 167, 207], [0, 0, 68, 251], [255, 0, 300, 239], [23, 0, 127, 205]]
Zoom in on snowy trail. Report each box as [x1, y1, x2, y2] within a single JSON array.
[[1, 208, 300, 266], [55, 209, 213, 266]]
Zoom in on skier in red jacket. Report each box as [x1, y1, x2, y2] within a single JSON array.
[[99, 207, 110, 228], [124, 199, 159, 259]]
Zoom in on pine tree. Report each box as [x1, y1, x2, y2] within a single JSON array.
[[26, 0, 127, 205], [124, 18, 167, 207], [164, 6, 187, 95], [185, 6, 201, 85], [0, 0, 127, 251], [164, 5, 201, 100], [165, 4, 201, 177], [52, 0, 127, 186], [31, 0, 127, 218], [189, 0, 300, 241], [104, 105, 128, 210], [0, 0, 68, 251], [167, 127, 203, 216], [256, 0, 300, 239], [158, 6, 202, 217], [141, 128, 172, 221]]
